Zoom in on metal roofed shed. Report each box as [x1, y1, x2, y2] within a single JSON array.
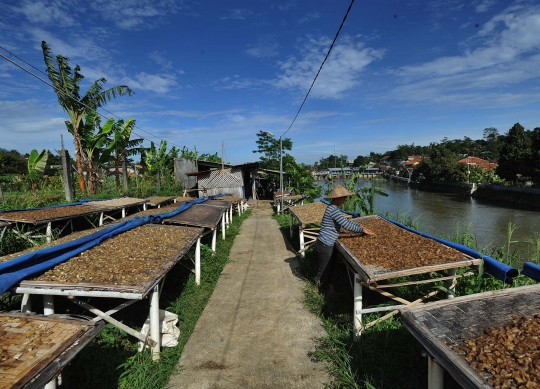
[[400, 284, 540, 389]]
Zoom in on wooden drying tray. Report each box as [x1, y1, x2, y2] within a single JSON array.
[[164, 204, 225, 229], [288, 202, 328, 226], [0, 313, 104, 389], [216, 196, 243, 204], [17, 224, 203, 299], [202, 199, 232, 209], [83, 197, 148, 210], [400, 284, 540, 389], [0, 205, 106, 225], [335, 215, 480, 285], [145, 196, 176, 207], [175, 196, 197, 204]]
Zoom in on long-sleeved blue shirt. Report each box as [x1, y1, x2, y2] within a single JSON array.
[[317, 204, 364, 246]]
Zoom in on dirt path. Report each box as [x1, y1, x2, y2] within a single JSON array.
[[167, 201, 329, 388]]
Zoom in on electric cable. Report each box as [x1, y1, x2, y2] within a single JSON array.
[[281, 0, 355, 138]]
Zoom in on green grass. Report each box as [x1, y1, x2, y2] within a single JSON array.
[[274, 211, 538, 389], [58, 209, 251, 389]]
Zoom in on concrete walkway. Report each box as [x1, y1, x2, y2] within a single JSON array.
[[168, 201, 329, 389]]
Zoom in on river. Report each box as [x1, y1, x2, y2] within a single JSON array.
[[318, 179, 540, 260]]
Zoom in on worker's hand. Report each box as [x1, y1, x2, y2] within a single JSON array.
[[362, 227, 375, 236]]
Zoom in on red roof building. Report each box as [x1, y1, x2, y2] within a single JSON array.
[[458, 156, 498, 171]]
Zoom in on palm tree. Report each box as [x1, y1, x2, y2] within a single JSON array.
[[41, 41, 133, 192]]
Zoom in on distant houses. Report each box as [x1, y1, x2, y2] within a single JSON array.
[[457, 156, 498, 171]]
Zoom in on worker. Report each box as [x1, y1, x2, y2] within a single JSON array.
[[314, 184, 374, 292]]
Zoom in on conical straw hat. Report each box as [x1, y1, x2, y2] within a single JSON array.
[[324, 184, 355, 199]]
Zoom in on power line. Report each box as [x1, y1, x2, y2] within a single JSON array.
[[281, 0, 355, 138], [0, 46, 189, 150]]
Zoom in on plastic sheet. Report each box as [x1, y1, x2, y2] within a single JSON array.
[[378, 215, 518, 283], [521, 262, 540, 282], [0, 195, 218, 294]]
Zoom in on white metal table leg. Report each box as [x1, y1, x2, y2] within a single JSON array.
[[99, 212, 104, 226], [221, 215, 226, 240], [225, 210, 229, 228], [211, 229, 217, 253], [229, 206, 233, 222], [353, 274, 363, 341], [43, 295, 55, 316], [143, 203, 147, 210], [149, 285, 161, 361], [289, 213, 293, 238], [46, 222, 52, 243], [21, 293, 32, 313], [428, 356, 444, 389], [299, 226, 305, 258], [447, 269, 456, 299], [122, 208, 126, 218], [195, 238, 201, 285]]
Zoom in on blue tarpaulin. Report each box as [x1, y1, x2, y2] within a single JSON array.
[[521, 262, 540, 282], [0, 196, 215, 294], [378, 215, 518, 283]]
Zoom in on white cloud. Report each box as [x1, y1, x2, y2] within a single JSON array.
[[121, 72, 178, 94], [149, 51, 173, 70], [89, 0, 186, 30], [220, 9, 253, 20], [272, 36, 384, 99], [278, 1, 296, 11], [245, 36, 280, 58], [388, 4, 540, 107], [11, 0, 78, 27], [474, 0, 498, 13], [298, 12, 320, 24]]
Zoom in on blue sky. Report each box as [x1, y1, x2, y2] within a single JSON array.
[[1, 0, 540, 165]]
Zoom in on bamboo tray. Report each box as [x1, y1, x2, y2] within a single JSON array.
[[216, 196, 243, 204], [83, 197, 148, 210], [335, 215, 479, 284], [289, 202, 328, 226], [400, 284, 540, 389], [175, 197, 197, 204], [0, 313, 103, 389], [145, 196, 176, 207], [164, 204, 225, 229], [203, 200, 232, 209], [0, 205, 105, 225], [19, 224, 203, 295]]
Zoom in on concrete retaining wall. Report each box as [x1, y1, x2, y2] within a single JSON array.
[[473, 184, 540, 208]]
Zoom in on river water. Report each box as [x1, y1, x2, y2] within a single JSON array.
[[318, 179, 540, 259]]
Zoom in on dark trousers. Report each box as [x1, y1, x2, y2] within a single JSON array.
[[314, 239, 335, 286]]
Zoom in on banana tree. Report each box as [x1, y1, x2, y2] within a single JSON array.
[[100, 118, 143, 189], [66, 111, 113, 194], [27, 149, 48, 196], [142, 141, 170, 188], [342, 171, 389, 215], [41, 41, 133, 193]]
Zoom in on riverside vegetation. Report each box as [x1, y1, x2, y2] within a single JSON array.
[[273, 211, 540, 389]]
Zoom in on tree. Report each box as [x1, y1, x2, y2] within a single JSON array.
[[482, 127, 500, 161], [41, 41, 133, 192], [353, 155, 368, 167], [496, 123, 532, 182], [27, 149, 48, 196], [100, 118, 142, 189], [252, 131, 292, 170], [529, 127, 540, 184]]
